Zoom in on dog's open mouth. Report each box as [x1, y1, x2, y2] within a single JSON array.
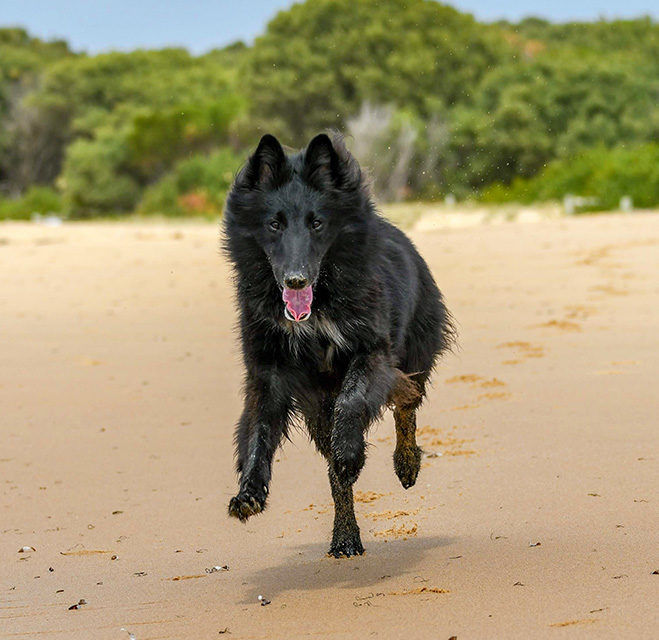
[[282, 285, 313, 322]]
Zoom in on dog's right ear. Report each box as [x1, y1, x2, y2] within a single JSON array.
[[235, 134, 288, 190]]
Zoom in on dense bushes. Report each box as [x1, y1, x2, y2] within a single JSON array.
[[243, 0, 509, 144], [59, 128, 140, 218], [127, 96, 245, 182], [0, 186, 62, 220], [138, 148, 241, 217], [481, 144, 659, 210], [1, 43, 246, 218], [1, 6, 658, 217]]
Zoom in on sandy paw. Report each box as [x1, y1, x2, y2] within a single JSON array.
[[393, 445, 422, 489], [329, 534, 364, 558]]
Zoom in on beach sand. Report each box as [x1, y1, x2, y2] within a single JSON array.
[[1, 212, 657, 639]]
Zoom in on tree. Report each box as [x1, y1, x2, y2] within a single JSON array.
[[446, 50, 659, 192], [59, 128, 140, 218], [243, 0, 511, 143], [0, 28, 72, 194]]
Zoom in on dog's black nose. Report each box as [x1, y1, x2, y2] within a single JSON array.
[[284, 274, 308, 290]]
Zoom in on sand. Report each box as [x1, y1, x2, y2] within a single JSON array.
[[1, 212, 657, 639]]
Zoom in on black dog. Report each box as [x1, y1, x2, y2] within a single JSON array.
[[223, 133, 454, 557]]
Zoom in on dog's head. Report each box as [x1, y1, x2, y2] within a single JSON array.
[[225, 133, 367, 322]]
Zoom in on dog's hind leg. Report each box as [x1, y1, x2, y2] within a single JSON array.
[[391, 371, 425, 489], [393, 405, 423, 489], [328, 466, 364, 557]]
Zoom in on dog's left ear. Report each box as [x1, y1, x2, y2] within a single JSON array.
[[303, 134, 360, 191]]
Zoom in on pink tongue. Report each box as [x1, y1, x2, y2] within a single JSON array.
[[282, 285, 313, 322]]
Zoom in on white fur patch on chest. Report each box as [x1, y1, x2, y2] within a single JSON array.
[[314, 316, 349, 351], [280, 314, 350, 365]]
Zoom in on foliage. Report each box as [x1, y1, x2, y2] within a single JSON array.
[[0, 29, 73, 193], [480, 144, 659, 210], [243, 0, 511, 144], [1, 6, 659, 214], [500, 16, 659, 62], [138, 147, 242, 217], [0, 28, 71, 81], [443, 51, 659, 194], [126, 95, 245, 181], [0, 185, 62, 220], [59, 127, 140, 218], [1, 44, 246, 200]]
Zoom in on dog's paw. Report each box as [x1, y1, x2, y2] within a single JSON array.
[[228, 488, 266, 523], [393, 445, 422, 489], [328, 534, 365, 558]]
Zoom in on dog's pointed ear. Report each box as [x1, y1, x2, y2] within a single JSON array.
[[303, 133, 360, 190], [236, 134, 288, 190]]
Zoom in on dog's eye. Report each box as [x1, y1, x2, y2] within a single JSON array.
[[311, 219, 323, 230], [268, 220, 281, 231]]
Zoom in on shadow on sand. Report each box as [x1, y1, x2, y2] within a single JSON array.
[[240, 534, 456, 603]]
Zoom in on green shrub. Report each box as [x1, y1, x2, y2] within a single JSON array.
[[60, 129, 140, 218], [127, 95, 245, 181], [0, 186, 63, 220], [480, 144, 659, 210], [138, 147, 241, 217]]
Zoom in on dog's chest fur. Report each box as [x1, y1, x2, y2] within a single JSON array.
[[281, 314, 350, 372]]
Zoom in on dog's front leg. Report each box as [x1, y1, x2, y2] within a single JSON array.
[[331, 351, 396, 486], [228, 375, 290, 522]]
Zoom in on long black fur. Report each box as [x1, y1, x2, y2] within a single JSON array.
[[223, 133, 454, 557]]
